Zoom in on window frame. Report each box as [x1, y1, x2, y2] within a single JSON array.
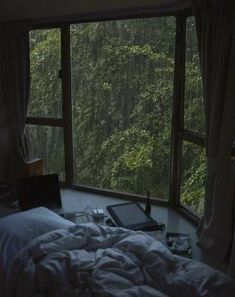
[[27, 9, 205, 225], [26, 25, 73, 187], [170, 14, 206, 224]]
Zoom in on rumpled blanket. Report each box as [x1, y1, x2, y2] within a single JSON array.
[[5, 224, 235, 297]]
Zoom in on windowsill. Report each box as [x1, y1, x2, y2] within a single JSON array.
[[70, 184, 201, 226], [61, 188, 202, 261], [176, 205, 200, 226], [72, 184, 170, 207]]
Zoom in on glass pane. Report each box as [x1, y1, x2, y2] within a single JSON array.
[[26, 125, 65, 181], [29, 29, 62, 118], [184, 17, 205, 134], [180, 141, 206, 215], [71, 17, 176, 199]]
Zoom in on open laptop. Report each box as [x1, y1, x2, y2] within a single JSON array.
[[17, 174, 65, 214]]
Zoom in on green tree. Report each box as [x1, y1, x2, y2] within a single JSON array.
[[28, 16, 206, 214]]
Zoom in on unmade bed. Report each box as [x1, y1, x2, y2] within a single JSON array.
[[0, 207, 234, 297]]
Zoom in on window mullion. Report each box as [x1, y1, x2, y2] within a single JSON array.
[[169, 14, 186, 208], [26, 116, 64, 127], [61, 25, 74, 187], [180, 130, 206, 147]]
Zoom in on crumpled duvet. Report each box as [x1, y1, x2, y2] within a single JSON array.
[[5, 224, 235, 297]]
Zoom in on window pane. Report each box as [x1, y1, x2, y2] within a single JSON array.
[[71, 17, 175, 199], [184, 17, 205, 134], [26, 125, 65, 180], [29, 29, 62, 118], [180, 141, 206, 215]]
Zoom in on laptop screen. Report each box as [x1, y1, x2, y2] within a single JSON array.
[[17, 174, 61, 210]]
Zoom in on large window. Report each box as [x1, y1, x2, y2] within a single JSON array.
[[29, 29, 62, 118], [71, 17, 175, 199], [27, 13, 205, 219], [27, 125, 65, 179], [27, 29, 65, 180], [180, 141, 206, 215], [179, 16, 206, 216]]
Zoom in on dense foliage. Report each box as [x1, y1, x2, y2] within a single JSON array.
[[28, 16, 206, 215]]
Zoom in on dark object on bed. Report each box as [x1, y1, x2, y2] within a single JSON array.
[[107, 202, 165, 231], [17, 174, 62, 210]]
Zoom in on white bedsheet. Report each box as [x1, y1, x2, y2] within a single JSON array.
[[5, 224, 235, 297]]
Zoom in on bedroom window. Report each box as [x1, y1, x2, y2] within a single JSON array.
[[28, 29, 62, 118], [180, 141, 206, 215], [27, 29, 66, 181], [27, 13, 206, 222], [71, 17, 175, 200], [26, 125, 65, 179], [179, 16, 206, 216]]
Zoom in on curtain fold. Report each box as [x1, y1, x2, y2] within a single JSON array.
[[0, 21, 30, 187], [194, 0, 235, 275]]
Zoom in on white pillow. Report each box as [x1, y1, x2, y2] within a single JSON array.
[[0, 207, 75, 276]]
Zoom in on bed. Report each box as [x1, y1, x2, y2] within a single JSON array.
[[0, 207, 234, 297]]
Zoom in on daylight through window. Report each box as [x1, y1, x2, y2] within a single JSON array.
[[27, 14, 205, 219]]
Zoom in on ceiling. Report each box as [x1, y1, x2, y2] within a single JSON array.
[[0, 0, 191, 22]]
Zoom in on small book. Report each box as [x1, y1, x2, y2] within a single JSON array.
[[166, 232, 192, 257]]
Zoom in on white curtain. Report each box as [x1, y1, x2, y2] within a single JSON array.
[[194, 0, 235, 276], [0, 21, 30, 187]]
